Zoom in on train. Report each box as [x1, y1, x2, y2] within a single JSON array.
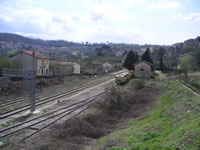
[[115, 71, 134, 85]]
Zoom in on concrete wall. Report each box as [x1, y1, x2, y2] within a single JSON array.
[[134, 62, 151, 78], [57, 65, 73, 75], [85, 63, 104, 74]]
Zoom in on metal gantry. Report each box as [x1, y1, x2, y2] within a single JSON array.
[[2, 68, 36, 112]]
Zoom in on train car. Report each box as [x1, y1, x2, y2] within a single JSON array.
[[115, 71, 133, 85]]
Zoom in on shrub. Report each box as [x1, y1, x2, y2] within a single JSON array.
[[132, 79, 145, 89]]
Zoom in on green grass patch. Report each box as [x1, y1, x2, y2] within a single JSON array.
[[92, 80, 200, 150], [156, 73, 167, 80], [1, 114, 32, 128]]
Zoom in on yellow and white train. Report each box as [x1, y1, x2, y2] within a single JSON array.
[[115, 71, 133, 85]]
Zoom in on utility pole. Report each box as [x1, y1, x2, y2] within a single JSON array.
[[30, 50, 36, 112]]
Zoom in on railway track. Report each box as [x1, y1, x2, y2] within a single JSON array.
[[0, 91, 108, 141], [176, 78, 200, 97], [0, 75, 114, 119], [0, 70, 126, 107], [0, 74, 111, 107]]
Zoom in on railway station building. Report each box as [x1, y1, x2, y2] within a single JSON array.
[[10, 50, 50, 76]]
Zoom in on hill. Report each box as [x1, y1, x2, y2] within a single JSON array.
[[0, 33, 162, 59]]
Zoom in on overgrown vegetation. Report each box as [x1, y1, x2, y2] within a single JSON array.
[[94, 80, 200, 150], [6, 80, 161, 150]]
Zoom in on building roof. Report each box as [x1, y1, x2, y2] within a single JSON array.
[[11, 50, 50, 59], [133, 60, 153, 66], [57, 62, 73, 66], [57, 62, 79, 66]]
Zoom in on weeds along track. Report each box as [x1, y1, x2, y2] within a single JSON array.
[[0, 70, 126, 107], [0, 75, 114, 119], [0, 74, 113, 107], [0, 91, 108, 141], [176, 79, 200, 97]]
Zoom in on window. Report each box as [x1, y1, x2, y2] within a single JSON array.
[[140, 69, 144, 71], [42, 60, 45, 66]]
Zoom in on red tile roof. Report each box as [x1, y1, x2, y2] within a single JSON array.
[[21, 50, 50, 59]]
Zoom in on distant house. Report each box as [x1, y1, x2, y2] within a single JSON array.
[[85, 63, 104, 74], [10, 50, 50, 76], [133, 60, 153, 78], [56, 62, 80, 75]]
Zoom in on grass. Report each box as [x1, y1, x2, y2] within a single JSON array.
[[179, 71, 200, 91], [1, 114, 32, 128], [91, 80, 200, 150], [156, 73, 167, 80]]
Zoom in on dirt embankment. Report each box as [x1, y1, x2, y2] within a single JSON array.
[[7, 80, 163, 150]]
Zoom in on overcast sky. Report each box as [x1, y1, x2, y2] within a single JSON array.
[[0, 0, 199, 45]]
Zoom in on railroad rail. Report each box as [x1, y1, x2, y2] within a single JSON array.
[[0, 76, 114, 119], [0, 70, 127, 120], [0, 75, 111, 108], [0, 74, 110, 106], [175, 78, 200, 97], [0, 91, 109, 142], [0, 70, 126, 107]]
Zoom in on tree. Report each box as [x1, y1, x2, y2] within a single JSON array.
[[0, 56, 12, 76], [158, 48, 165, 71], [193, 47, 200, 68], [166, 48, 179, 71], [123, 51, 139, 70], [142, 48, 153, 64], [102, 44, 110, 49], [95, 47, 104, 56]]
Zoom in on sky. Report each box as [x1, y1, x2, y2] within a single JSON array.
[[0, 0, 200, 45]]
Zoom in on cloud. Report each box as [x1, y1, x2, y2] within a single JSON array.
[[90, 12, 104, 21], [52, 16, 67, 24], [182, 13, 200, 22], [171, 12, 200, 22], [0, 1, 76, 37], [149, 0, 181, 9]]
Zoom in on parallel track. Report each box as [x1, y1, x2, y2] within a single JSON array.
[[0, 70, 126, 107], [0, 75, 111, 107], [0, 91, 108, 141], [0, 76, 114, 119]]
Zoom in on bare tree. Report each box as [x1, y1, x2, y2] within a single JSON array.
[[166, 48, 179, 71]]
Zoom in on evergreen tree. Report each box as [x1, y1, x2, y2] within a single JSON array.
[[123, 51, 138, 70], [158, 48, 165, 71], [142, 48, 153, 64], [135, 52, 139, 62]]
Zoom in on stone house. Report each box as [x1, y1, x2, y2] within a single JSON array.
[[133, 60, 153, 78], [55, 62, 80, 75], [11, 50, 50, 76], [85, 63, 104, 74]]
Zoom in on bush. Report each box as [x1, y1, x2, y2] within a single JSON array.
[[132, 79, 145, 89]]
